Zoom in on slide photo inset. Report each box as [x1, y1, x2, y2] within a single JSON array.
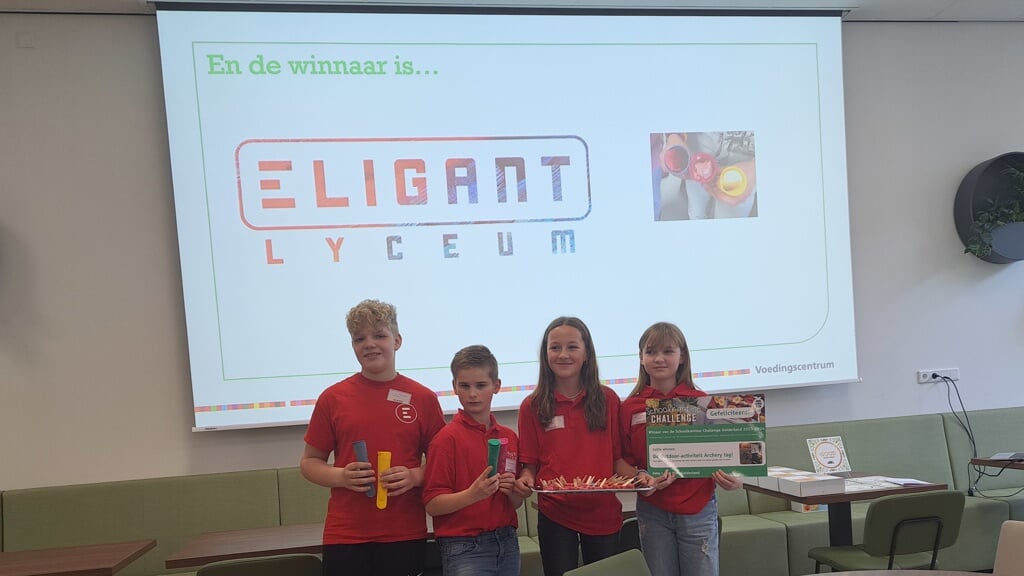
[[651, 131, 757, 221], [739, 442, 765, 464]]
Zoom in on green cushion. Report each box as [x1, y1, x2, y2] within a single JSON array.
[[808, 545, 937, 571], [1, 470, 281, 576], [976, 487, 1024, 521], [716, 486, 750, 516], [765, 414, 951, 480], [720, 514, 789, 576], [943, 407, 1024, 491], [564, 549, 650, 576], [524, 493, 540, 540], [758, 502, 871, 576], [515, 495, 530, 538], [928, 495, 1008, 572], [840, 416, 954, 486], [518, 535, 543, 576], [277, 467, 328, 525]]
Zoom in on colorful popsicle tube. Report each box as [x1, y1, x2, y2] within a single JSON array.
[[376, 451, 391, 510], [352, 440, 375, 498]]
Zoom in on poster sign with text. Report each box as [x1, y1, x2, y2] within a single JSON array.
[[645, 393, 767, 478]]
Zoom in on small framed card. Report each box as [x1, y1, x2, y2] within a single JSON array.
[[806, 436, 851, 474]]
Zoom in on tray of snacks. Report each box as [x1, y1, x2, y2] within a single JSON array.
[[533, 475, 655, 493]]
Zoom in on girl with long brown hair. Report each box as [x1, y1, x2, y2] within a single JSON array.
[[514, 317, 634, 576]]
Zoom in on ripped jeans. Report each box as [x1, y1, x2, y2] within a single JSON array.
[[636, 494, 719, 576]]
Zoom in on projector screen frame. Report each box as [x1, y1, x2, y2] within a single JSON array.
[[154, 5, 857, 431]]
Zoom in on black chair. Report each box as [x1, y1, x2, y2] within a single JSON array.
[[807, 490, 965, 572], [619, 517, 641, 553]]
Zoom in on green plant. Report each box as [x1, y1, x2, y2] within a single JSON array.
[[964, 164, 1024, 258]]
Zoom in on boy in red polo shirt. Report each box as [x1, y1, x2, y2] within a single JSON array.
[[423, 345, 523, 576], [301, 299, 446, 576]]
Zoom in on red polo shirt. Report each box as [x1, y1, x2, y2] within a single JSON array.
[[304, 373, 446, 544], [620, 383, 715, 515], [422, 410, 520, 538], [519, 386, 623, 536]]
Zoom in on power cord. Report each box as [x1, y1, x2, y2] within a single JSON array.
[[938, 374, 1024, 499], [971, 460, 1024, 499], [938, 374, 979, 496]]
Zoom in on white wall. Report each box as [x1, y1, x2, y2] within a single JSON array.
[[1, 14, 1022, 491]]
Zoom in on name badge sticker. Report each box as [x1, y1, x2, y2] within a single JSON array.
[[631, 411, 647, 426], [387, 389, 412, 405], [545, 415, 565, 431]]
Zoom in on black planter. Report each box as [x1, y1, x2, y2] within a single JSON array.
[[991, 222, 1024, 261], [954, 152, 1024, 264]]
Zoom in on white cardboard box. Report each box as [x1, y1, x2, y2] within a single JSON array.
[[790, 501, 828, 513], [776, 473, 845, 496], [757, 466, 802, 491]]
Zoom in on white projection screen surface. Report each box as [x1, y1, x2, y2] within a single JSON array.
[[155, 7, 857, 430]]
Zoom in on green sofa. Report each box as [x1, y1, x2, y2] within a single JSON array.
[[3, 406, 1023, 576], [1, 469, 281, 576], [1, 467, 543, 576], [749, 413, 1009, 575]]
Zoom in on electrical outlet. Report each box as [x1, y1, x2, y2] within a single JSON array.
[[917, 368, 960, 384]]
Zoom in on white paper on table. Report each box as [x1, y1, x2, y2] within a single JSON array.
[[882, 477, 930, 486], [844, 476, 899, 492]]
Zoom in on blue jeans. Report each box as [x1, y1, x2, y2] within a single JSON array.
[[437, 526, 520, 576], [636, 495, 719, 576]]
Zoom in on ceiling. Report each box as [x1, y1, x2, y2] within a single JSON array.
[[1, 0, 1023, 21]]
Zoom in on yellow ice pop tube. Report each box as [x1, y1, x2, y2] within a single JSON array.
[[376, 451, 391, 510]]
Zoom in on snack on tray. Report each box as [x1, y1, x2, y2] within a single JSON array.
[[537, 474, 640, 491]]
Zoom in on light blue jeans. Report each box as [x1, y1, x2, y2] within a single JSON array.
[[636, 494, 719, 576], [437, 526, 520, 576]]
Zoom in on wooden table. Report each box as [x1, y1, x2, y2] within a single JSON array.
[[823, 565, 974, 569], [168, 494, 638, 570], [0, 540, 156, 576], [164, 523, 322, 569], [166, 512, 449, 569], [971, 457, 1024, 471], [742, 472, 947, 547]]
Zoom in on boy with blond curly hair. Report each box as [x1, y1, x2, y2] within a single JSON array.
[[302, 299, 445, 576]]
